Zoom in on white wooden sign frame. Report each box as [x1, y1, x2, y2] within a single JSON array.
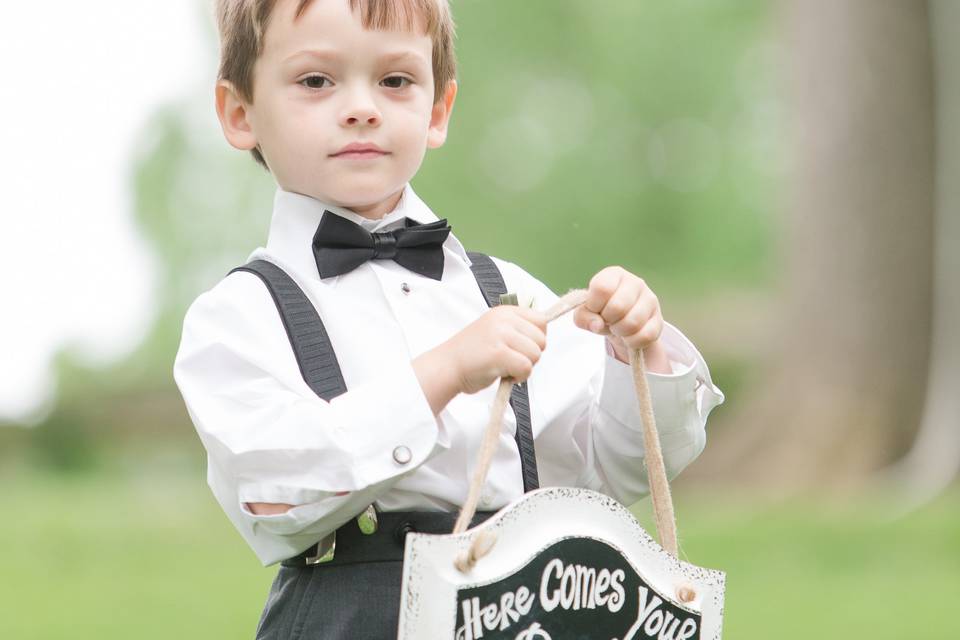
[[398, 487, 725, 639]]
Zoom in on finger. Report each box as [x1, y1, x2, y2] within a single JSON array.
[[573, 306, 610, 335], [585, 267, 624, 314], [506, 332, 544, 366], [511, 314, 548, 351], [497, 304, 547, 332], [623, 308, 664, 350], [501, 306, 547, 346], [504, 336, 542, 381], [515, 306, 549, 332], [608, 292, 656, 338], [507, 353, 534, 383], [599, 276, 645, 326]]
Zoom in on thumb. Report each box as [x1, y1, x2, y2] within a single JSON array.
[[573, 306, 609, 335]]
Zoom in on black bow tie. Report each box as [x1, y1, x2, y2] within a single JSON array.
[[312, 210, 452, 280]]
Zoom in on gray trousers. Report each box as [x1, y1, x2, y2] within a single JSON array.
[[255, 561, 403, 639]]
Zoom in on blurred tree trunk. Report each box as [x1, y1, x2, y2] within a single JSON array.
[[703, 0, 935, 490], [870, 0, 960, 508]]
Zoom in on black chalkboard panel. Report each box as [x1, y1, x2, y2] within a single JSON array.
[[454, 537, 700, 640]]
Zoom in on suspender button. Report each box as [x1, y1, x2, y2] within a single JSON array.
[[395, 521, 417, 544]]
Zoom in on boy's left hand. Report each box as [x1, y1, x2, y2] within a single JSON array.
[[573, 266, 671, 373]]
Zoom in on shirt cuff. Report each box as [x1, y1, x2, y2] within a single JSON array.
[[598, 320, 724, 435], [237, 492, 354, 537]]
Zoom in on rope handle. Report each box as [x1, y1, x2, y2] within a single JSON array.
[[453, 288, 679, 570]]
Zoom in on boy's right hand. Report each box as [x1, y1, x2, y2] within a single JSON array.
[[446, 305, 548, 394], [412, 305, 547, 415]]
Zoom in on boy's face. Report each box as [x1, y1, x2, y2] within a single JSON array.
[[217, 0, 456, 218]]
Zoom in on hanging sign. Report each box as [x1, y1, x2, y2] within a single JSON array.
[[398, 487, 725, 639]]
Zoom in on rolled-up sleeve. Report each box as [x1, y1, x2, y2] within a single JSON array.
[[173, 271, 449, 564], [593, 320, 724, 505]]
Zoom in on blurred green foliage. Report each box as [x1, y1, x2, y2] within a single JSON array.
[[428, 0, 779, 296]]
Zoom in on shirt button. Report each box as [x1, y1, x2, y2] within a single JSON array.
[[480, 490, 494, 507], [400, 282, 411, 294], [392, 445, 412, 465]]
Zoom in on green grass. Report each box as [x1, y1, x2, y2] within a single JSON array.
[[2, 468, 957, 639], [1, 468, 271, 639], [630, 492, 960, 639]]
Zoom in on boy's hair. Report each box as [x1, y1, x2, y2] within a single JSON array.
[[215, 0, 457, 170]]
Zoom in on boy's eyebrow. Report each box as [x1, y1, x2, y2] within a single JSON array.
[[283, 48, 428, 67], [283, 48, 343, 63], [378, 51, 429, 66]]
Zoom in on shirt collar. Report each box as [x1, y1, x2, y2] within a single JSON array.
[[264, 182, 472, 283]]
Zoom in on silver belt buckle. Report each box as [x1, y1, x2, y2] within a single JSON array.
[[304, 531, 336, 565]]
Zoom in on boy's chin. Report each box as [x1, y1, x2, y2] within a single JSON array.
[[318, 182, 406, 211]]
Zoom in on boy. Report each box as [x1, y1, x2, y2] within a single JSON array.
[[174, 0, 724, 637]]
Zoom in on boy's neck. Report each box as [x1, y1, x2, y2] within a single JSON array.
[[345, 189, 404, 221]]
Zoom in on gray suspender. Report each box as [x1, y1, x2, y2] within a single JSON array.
[[464, 252, 540, 493], [227, 254, 540, 493], [230, 260, 346, 401]]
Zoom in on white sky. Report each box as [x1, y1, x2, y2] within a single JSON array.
[[0, 1, 212, 424]]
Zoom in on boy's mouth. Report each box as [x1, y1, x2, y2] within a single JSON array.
[[331, 142, 389, 159], [333, 150, 390, 160]]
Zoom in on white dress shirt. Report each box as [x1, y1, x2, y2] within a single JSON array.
[[173, 183, 725, 566]]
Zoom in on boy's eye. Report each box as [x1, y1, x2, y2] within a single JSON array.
[[381, 75, 411, 89], [300, 75, 332, 90]]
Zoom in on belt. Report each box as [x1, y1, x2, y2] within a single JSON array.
[[281, 509, 498, 568]]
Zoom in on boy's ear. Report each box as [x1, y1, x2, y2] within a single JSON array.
[[215, 79, 259, 152], [426, 79, 458, 149]]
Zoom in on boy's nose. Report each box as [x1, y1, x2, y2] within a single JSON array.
[[344, 112, 380, 126], [340, 91, 381, 127]]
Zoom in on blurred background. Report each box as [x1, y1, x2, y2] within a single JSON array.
[[2, 0, 957, 637]]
